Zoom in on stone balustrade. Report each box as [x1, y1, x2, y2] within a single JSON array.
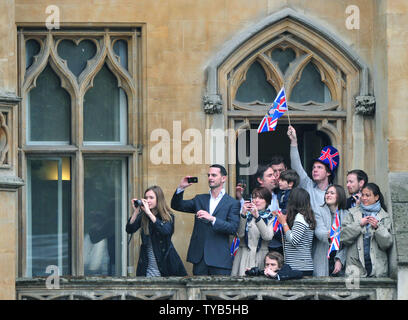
[[16, 276, 397, 300]]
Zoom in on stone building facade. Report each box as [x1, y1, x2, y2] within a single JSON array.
[[0, 0, 407, 299]]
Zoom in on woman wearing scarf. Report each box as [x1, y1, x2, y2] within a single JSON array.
[[341, 183, 393, 277], [231, 187, 274, 276]]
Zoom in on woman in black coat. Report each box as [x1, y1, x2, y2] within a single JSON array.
[[126, 185, 187, 277]]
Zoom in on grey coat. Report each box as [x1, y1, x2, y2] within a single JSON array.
[[341, 206, 393, 277], [290, 145, 330, 276], [314, 206, 349, 276]]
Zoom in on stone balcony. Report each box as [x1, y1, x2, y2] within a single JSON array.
[[16, 276, 397, 300]]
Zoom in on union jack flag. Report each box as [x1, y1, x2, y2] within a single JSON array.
[[230, 235, 240, 257], [257, 87, 288, 133], [327, 209, 341, 258], [272, 213, 283, 232]]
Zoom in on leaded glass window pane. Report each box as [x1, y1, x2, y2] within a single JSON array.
[[28, 65, 71, 143], [290, 62, 332, 103], [235, 61, 276, 103], [26, 158, 71, 277], [83, 158, 127, 277], [83, 64, 127, 144], [57, 40, 97, 77], [113, 40, 128, 70]]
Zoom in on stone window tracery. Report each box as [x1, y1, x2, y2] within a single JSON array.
[[18, 27, 142, 277]]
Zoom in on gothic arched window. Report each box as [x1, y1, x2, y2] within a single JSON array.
[[19, 27, 142, 278], [204, 9, 368, 192]]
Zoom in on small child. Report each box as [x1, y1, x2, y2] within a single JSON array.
[[268, 170, 300, 255], [277, 169, 300, 214]]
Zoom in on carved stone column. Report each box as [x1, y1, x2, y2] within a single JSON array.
[[0, 0, 24, 300]]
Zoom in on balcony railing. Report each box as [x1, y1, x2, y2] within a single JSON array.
[[16, 276, 397, 300]]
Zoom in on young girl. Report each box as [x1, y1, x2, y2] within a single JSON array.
[[276, 187, 316, 276], [126, 186, 187, 277], [315, 184, 349, 276]]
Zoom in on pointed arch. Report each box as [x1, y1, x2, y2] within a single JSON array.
[[204, 7, 369, 113], [202, 7, 372, 191]]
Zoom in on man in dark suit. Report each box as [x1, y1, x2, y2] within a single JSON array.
[[346, 169, 368, 209], [171, 164, 240, 275]]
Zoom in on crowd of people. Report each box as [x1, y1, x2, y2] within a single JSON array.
[[126, 125, 394, 280]]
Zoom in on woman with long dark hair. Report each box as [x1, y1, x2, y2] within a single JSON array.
[[276, 187, 316, 276], [314, 184, 349, 277], [126, 186, 187, 277], [341, 183, 393, 277]]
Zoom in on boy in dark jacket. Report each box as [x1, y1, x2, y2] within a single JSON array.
[[268, 170, 300, 255], [276, 169, 300, 214], [245, 252, 303, 280]]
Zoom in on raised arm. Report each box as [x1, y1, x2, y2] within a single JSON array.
[[287, 126, 312, 189]]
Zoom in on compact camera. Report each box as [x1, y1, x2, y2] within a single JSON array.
[[187, 177, 198, 183], [133, 199, 143, 208]]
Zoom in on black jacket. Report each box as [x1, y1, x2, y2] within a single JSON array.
[[346, 196, 355, 209], [126, 213, 187, 277], [245, 264, 303, 280]]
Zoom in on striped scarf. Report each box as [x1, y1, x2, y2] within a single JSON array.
[[244, 209, 274, 252]]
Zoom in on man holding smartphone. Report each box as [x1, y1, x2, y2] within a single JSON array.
[[171, 164, 240, 275], [346, 169, 368, 209]]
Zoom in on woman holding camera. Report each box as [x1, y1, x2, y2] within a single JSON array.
[[231, 187, 275, 276], [126, 185, 187, 277]]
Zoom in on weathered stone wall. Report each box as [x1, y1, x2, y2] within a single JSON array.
[[384, 0, 408, 299], [389, 172, 408, 299], [1, 0, 404, 294], [0, 0, 22, 300]]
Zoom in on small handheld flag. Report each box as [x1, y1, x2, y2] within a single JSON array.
[[327, 209, 341, 258], [272, 212, 283, 232], [230, 235, 240, 258], [257, 87, 288, 133]]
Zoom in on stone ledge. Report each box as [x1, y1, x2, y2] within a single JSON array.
[[0, 176, 25, 189], [0, 90, 21, 105], [16, 276, 397, 300], [16, 276, 397, 286]]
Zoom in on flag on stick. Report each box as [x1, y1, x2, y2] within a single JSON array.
[[257, 87, 288, 133], [230, 236, 240, 258], [327, 209, 341, 258], [272, 212, 283, 232]]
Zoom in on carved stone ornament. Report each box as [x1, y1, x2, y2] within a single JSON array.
[[355, 95, 376, 116], [203, 94, 223, 114]]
